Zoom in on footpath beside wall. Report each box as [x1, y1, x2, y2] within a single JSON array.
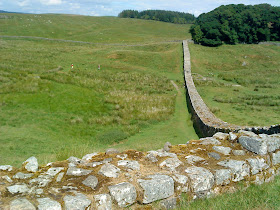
[[0, 131, 280, 209], [183, 40, 280, 137]]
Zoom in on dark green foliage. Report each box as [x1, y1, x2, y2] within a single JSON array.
[[190, 4, 280, 46], [118, 10, 195, 24]]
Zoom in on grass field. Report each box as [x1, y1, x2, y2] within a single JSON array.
[[177, 176, 280, 210], [189, 43, 280, 126], [0, 13, 191, 43], [0, 14, 197, 166]]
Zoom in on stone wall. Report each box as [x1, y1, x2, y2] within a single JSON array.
[[0, 131, 280, 209], [183, 40, 280, 137]]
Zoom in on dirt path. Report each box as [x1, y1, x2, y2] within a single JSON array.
[[0, 35, 182, 46]]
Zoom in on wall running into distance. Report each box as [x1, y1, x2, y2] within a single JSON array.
[[183, 40, 280, 137]]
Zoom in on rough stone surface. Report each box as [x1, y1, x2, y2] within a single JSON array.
[[259, 134, 280, 153], [10, 198, 36, 210], [98, 163, 121, 178], [238, 130, 258, 137], [213, 132, 229, 141], [200, 137, 221, 145], [105, 148, 120, 155], [67, 156, 81, 165], [37, 197, 62, 210], [66, 167, 92, 176], [108, 182, 137, 207], [159, 157, 182, 171], [247, 158, 269, 175], [232, 150, 246, 156], [146, 153, 158, 162], [213, 146, 231, 155], [215, 169, 232, 185], [64, 193, 91, 210], [0, 165, 13, 171], [272, 151, 280, 165], [172, 174, 189, 192], [3, 175, 13, 183], [138, 174, 174, 204], [254, 174, 265, 185], [163, 142, 172, 152], [7, 184, 30, 194], [46, 167, 64, 177], [94, 194, 112, 210], [185, 155, 205, 164], [117, 160, 140, 171], [82, 153, 98, 162], [29, 175, 52, 188], [185, 166, 214, 193], [23, 156, 38, 173], [239, 136, 267, 155], [208, 152, 221, 160], [229, 132, 238, 141], [82, 175, 98, 190], [13, 172, 33, 179], [217, 160, 250, 182], [160, 197, 177, 210], [56, 172, 64, 182]]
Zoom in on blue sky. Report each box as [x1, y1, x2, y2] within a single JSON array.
[[1, 0, 279, 17]]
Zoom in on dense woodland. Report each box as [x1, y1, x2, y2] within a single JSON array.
[[190, 4, 280, 46], [118, 10, 195, 24]]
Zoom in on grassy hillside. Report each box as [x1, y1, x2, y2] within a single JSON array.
[[0, 14, 197, 166], [189, 43, 280, 126], [0, 13, 191, 43]]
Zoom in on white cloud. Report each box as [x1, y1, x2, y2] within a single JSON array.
[[40, 0, 63, 5], [17, 0, 30, 7]]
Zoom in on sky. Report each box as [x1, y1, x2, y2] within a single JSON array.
[[1, 0, 279, 17]]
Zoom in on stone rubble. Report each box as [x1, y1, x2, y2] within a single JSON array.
[[0, 131, 279, 209]]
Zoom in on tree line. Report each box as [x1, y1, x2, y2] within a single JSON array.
[[118, 10, 196, 24], [190, 4, 280, 46]]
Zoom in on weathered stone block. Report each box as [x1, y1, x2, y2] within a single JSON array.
[[94, 194, 112, 210], [215, 169, 232, 185], [272, 151, 280, 165], [10, 198, 36, 210], [246, 158, 269, 175], [37, 197, 62, 210], [212, 146, 231, 155], [217, 159, 250, 182], [82, 175, 98, 190], [160, 158, 182, 171], [108, 182, 137, 207], [23, 157, 38, 173], [98, 163, 121, 178], [138, 174, 174, 204], [185, 166, 214, 193], [239, 136, 267, 155], [64, 193, 91, 210]]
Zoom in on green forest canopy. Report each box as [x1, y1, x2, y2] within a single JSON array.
[[190, 4, 280, 46], [118, 9, 196, 24]]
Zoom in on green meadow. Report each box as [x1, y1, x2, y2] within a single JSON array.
[[0, 13, 196, 166], [189, 43, 280, 126], [0, 12, 280, 210]]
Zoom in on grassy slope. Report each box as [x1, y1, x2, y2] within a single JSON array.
[[189, 43, 280, 126], [0, 13, 191, 43], [0, 14, 197, 166]]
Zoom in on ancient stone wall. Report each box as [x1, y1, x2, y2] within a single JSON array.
[[0, 131, 280, 209], [183, 40, 280, 137]]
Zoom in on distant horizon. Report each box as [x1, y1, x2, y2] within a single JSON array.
[[1, 1, 280, 17]]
